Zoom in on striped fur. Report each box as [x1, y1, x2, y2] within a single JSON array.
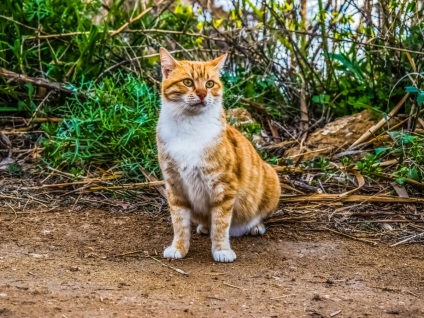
[[157, 48, 281, 262]]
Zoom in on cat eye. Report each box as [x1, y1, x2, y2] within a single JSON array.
[[183, 79, 194, 87], [205, 80, 215, 88]]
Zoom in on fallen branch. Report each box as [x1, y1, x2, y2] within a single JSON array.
[[390, 232, 424, 247], [323, 227, 378, 245], [0, 67, 83, 97], [0, 117, 62, 124], [109, 7, 155, 37], [281, 194, 424, 203], [222, 282, 246, 290], [139, 167, 167, 198], [348, 220, 424, 224], [150, 256, 188, 276], [89, 181, 165, 191], [349, 94, 409, 149]]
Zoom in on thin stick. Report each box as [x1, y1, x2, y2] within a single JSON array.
[[114, 251, 149, 257], [348, 220, 424, 224], [0, 117, 62, 123], [281, 194, 424, 203], [29, 91, 53, 124], [222, 282, 245, 290], [22, 180, 164, 190], [89, 181, 165, 191], [150, 256, 188, 276], [280, 182, 305, 194], [0, 67, 84, 97], [349, 94, 409, 148], [390, 232, 424, 247], [287, 147, 332, 159], [205, 296, 227, 301], [109, 1, 165, 37], [323, 227, 378, 245], [270, 294, 296, 300], [330, 310, 342, 317], [28, 28, 224, 42], [338, 169, 365, 197]]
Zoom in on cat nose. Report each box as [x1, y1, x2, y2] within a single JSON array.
[[195, 88, 207, 101]]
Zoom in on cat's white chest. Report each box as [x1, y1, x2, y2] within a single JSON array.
[[158, 104, 223, 213]]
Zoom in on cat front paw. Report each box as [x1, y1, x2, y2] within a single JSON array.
[[212, 249, 237, 263], [163, 246, 187, 259]]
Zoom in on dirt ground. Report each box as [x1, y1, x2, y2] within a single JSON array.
[[1, 208, 423, 318]]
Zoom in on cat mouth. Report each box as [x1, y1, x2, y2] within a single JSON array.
[[189, 101, 206, 107]]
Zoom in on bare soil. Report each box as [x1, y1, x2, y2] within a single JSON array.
[[1, 208, 423, 318]]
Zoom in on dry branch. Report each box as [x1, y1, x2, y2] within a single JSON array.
[[391, 232, 424, 247], [281, 194, 424, 203], [109, 6, 156, 37], [0, 67, 83, 97], [88, 181, 165, 191], [150, 256, 188, 276], [349, 94, 409, 149], [0, 117, 62, 124], [324, 227, 378, 245]]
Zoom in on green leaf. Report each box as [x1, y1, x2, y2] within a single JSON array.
[[312, 94, 330, 104], [375, 148, 389, 155], [24, 83, 35, 98], [325, 53, 364, 80], [244, 0, 264, 19], [405, 86, 420, 93], [408, 168, 419, 181], [417, 92, 424, 106], [395, 177, 405, 185]]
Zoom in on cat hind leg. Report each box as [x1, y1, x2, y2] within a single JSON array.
[[196, 224, 209, 235], [249, 222, 266, 236], [229, 217, 266, 237]]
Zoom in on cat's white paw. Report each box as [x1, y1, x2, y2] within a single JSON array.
[[212, 249, 237, 263], [163, 246, 185, 259], [196, 224, 209, 235], [250, 223, 266, 236]]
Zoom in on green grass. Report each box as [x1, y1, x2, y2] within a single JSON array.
[[41, 73, 160, 178], [0, 0, 423, 183]]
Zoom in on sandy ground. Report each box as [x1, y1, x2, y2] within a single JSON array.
[[1, 208, 423, 318]]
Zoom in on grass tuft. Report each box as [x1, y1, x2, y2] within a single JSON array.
[[41, 73, 159, 179]]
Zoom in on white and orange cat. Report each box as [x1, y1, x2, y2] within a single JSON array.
[[157, 48, 281, 262]]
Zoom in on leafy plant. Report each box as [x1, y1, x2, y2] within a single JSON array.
[[356, 155, 382, 177], [1, 0, 423, 180], [390, 132, 424, 184], [42, 73, 160, 178]]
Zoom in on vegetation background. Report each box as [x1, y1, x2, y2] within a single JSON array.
[[0, 0, 423, 193]]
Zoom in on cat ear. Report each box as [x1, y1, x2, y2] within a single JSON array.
[[210, 53, 227, 71], [159, 48, 179, 79]]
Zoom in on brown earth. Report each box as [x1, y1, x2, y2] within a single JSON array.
[[284, 110, 379, 161], [1, 208, 424, 318]]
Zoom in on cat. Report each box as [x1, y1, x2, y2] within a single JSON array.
[[156, 48, 281, 262]]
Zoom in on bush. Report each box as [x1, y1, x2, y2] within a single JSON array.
[[41, 74, 159, 178], [0, 0, 423, 180]]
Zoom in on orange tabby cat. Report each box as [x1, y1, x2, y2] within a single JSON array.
[[157, 48, 281, 262]]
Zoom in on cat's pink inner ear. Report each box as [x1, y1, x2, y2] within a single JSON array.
[[210, 53, 228, 71], [160, 48, 179, 79]]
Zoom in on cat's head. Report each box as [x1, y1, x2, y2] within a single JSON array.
[[159, 48, 227, 115]]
